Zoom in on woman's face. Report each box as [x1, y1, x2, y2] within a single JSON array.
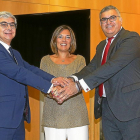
[[56, 29, 71, 53]]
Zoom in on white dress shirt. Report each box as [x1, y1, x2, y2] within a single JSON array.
[[0, 41, 11, 54]]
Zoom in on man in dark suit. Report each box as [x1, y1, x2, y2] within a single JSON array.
[[54, 5, 140, 140], [0, 11, 67, 140]]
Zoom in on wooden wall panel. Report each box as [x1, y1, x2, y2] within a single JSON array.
[[90, 9, 105, 58], [121, 13, 140, 34], [111, 0, 140, 14], [20, 0, 49, 4], [2, 0, 111, 10], [86, 0, 110, 10], [50, 0, 80, 8], [49, 5, 81, 12], [2, 0, 49, 4], [0, 0, 49, 14], [50, 0, 111, 10]]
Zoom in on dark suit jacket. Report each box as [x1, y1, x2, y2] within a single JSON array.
[[0, 43, 54, 128], [75, 28, 140, 121]]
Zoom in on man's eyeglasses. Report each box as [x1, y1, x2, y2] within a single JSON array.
[[0, 22, 17, 29], [100, 15, 120, 24]]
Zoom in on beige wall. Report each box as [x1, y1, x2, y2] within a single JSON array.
[[1, 0, 140, 139]]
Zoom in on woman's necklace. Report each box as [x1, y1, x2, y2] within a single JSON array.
[[57, 54, 70, 62]]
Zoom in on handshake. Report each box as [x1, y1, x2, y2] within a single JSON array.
[[50, 77, 82, 104]]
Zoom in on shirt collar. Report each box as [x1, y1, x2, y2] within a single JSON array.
[[106, 26, 122, 41], [0, 41, 11, 52]]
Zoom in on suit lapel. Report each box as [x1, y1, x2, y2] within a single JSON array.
[[107, 28, 125, 60], [0, 43, 18, 64], [97, 40, 106, 67], [0, 43, 14, 61], [96, 28, 125, 66]]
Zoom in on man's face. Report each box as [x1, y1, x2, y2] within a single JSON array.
[[100, 9, 122, 38], [0, 17, 16, 45]]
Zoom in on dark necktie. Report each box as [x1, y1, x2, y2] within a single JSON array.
[[9, 47, 17, 64], [99, 37, 114, 97]]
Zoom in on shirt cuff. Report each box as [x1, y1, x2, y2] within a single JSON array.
[[79, 79, 91, 92], [71, 75, 79, 81], [47, 84, 53, 93], [51, 77, 55, 83]]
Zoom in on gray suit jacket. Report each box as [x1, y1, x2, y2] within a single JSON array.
[[75, 28, 140, 121]]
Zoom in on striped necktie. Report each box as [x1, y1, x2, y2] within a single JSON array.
[[9, 47, 18, 64]]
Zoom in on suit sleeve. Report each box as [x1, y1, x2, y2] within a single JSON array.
[[0, 50, 54, 93], [75, 53, 97, 79], [75, 32, 140, 90], [22, 58, 54, 81]]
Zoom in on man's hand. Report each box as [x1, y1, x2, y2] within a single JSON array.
[[51, 77, 70, 87], [52, 80, 79, 104], [50, 86, 65, 103]]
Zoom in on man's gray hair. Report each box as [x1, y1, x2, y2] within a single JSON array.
[[99, 5, 121, 19], [0, 11, 17, 25]]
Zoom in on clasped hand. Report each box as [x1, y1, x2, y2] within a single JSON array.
[[50, 77, 79, 104]]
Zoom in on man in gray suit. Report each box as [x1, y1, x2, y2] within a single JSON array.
[[53, 5, 140, 140]]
